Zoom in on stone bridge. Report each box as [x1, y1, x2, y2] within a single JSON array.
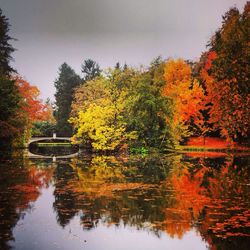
[[26, 136, 78, 160], [27, 137, 71, 146]]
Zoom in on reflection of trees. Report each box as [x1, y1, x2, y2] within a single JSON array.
[[160, 165, 210, 239], [157, 155, 210, 238], [163, 155, 250, 249], [197, 156, 250, 250], [52, 154, 250, 249], [0, 157, 54, 250], [53, 161, 79, 227], [53, 155, 174, 233]]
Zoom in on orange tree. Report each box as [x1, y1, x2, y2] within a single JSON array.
[[200, 3, 250, 142], [163, 59, 205, 145], [13, 77, 50, 146]]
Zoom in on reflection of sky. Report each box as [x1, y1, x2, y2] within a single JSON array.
[[11, 185, 207, 250], [1, 0, 246, 100]]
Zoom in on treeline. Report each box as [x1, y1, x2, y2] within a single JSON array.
[[54, 3, 249, 152], [0, 9, 53, 150], [1, 3, 249, 151]]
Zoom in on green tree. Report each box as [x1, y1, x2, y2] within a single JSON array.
[[32, 121, 56, 137], [81, 59, 101, 82], [0, 9, 15, 76], [0, 9, 20, 149], [125, 58, 172, 148], [71, 59, 173, 151], [54, 63, 81, 136], [0, 77, 20, 148]]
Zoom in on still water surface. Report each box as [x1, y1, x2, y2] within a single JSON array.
[[0, 150, 249, 250]]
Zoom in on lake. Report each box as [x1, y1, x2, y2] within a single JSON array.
[[0, 149, 249, 250]]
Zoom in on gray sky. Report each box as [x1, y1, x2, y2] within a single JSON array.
[[0, 0, 247, 100]]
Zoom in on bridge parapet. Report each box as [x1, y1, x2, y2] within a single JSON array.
[[27, 137, 71, 146]]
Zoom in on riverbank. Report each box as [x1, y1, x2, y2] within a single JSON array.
[[180, 137, 249, 150]]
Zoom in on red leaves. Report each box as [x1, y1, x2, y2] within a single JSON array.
[[15, 77, 51, 123]]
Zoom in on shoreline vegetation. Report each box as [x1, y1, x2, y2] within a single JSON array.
[[176, 136, 250, 154]]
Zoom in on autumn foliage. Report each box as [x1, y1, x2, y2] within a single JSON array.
[[11, 77, 53, 146], [15, 77, 49, 121], [163, 59, 205, 143]]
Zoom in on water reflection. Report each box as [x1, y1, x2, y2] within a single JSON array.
[[0, 152, 249, 250], [0, 156, 54, 250]]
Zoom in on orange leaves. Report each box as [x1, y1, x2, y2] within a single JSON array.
[[187, 137, 233, 148], [163, 59, 192, 88], [9, 76, 53, 145], [171, 168, 210, 217], [160, 166, 211, 238], [163, 59, 205, 141], [200, 50, 250, 140], [204, 51, 217, 70]]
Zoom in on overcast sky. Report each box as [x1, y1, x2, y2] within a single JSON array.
[[0, 0, 247, 100]]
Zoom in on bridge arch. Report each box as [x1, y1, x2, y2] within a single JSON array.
[[27, 137, 71, 146], [26, 137, 79, 159]]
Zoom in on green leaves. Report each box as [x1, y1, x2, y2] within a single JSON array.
[[54, 63, 81, 136], [70, 60, 172, 151]]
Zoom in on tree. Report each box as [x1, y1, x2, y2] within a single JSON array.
[[12, 77, 50, 146], [71, 104, 136, 151], [54, 63, 81, 136], [81, 59, 101, 82], [0, 77, 20, 148], [32, 121, 56, 137], [125, 58, 171, 147], [71, 59, 174, 151], [163, 59, 205, 144], [15, 77, 47, 122], [0, 9, 15, 76], [71, 76, 108, 119], [115, 62, 121, 70], [0, 9, 19, 149], [70, 71, 137, 151], [200, 3, 250, 142]]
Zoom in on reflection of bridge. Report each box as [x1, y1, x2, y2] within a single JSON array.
[[28, 137, 71, 146], [26, 150, 79, 159]]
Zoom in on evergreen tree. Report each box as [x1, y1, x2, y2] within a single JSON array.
[[0, 9, 19, 149], [115, 62, 121, 70], [54, 63, 81, 136], [0, 9, 15, 76], [81, 59, 101, 82]]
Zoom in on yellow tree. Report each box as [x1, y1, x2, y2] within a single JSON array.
[[70, 72, 137, 151]]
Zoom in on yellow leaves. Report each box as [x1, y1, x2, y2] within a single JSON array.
[[70, 70, 139, 151], [70, 101, 137, 151], [164, 59, 192, 88]]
